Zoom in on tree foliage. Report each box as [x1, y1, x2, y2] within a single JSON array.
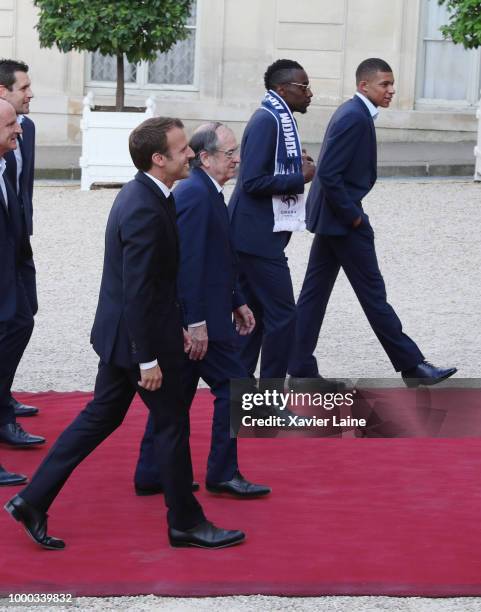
[[438, 0, 481, 49], [34, 0, 194, 109]]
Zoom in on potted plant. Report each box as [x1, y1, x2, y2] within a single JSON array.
[[34, 0, 194, 188]]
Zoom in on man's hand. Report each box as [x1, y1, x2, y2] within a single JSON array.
[[352, 216, 362, 228], [234, 305, 255, 336], [302, 148, 314, 163], [302, 154, 315, 183], [187, 323, 208, 360], [138, 364, 163, 391], [183, 328, 192, 353]]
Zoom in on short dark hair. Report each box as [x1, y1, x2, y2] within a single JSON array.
[[264, 59, 303, 90], [189, 121, 223, 168], [355, 58, 392, 84], [129, 116, 184, 171], [0, 59, 29, 90]]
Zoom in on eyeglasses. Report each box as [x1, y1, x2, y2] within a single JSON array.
[[287, 82, 312, 93], [215, 147, 239, 159]]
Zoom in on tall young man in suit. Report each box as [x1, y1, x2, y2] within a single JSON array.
[[135, 122, 271, 498], [0, 65, 44, 451], [0, 98, 37, 485], [5, 117, 245, 550], [228, 59, 315, 384], [288, 58, 456, 387], [0, 59, 40, 422]]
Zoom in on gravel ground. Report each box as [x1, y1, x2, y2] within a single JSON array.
[[6, 178, 481, 612], [3, 595, 481, 612], [14, 178, 480, 391]]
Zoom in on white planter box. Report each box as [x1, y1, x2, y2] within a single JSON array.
[[80, 92, 156, 190], [475, 94, 481, 182]]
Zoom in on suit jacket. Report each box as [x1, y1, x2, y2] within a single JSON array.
[[174, 168, 244, 342], [90, 171, 184, 369], [4, 116, 35, 236], [228, 108, 305, 258], [306, 95, 377, 236], [0, 171, 33, 322]]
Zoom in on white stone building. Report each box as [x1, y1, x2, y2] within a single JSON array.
[[0, 0, 479, 147]]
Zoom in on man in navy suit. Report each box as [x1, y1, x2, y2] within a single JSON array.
[[6, 117, 245, 550], [228, 59, 315, 384], [0, 62, 46, 454], [0, 98, 38, 485], [0, 59, 42, 428], [288, 58, 456, 387], [135, 122, 271, 498]]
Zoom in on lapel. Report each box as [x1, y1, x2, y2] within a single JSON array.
[[4, 150, 17, 194], [2, 174, 22, 237], [192, 168, 238, 265], [20, 118, 33, 168], [0, 178, 8, 218], [352, 96, 377, 181], [193, 168, 230, 230], [134, 171, 180, 257]]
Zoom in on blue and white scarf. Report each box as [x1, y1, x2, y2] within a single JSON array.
[[260, 89, 305, 232]]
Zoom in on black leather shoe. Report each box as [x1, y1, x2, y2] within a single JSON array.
[[169, 520, 245, 549], [402, 361, 457, 388], [206, 471, 271, 498], [4, 495, 65, 550], [0, 465, 27, 486], [135, 481, 200, 496], [287, 374, 346, 392], [0, 423, 45, 447], [9, 397, 39, 417]]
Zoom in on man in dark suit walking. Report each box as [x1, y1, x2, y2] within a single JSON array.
[[0, 60, 44, 450], [288, 58, 456, 387], [0, 98, 38, 485], [135, 122, 271, 498], [0, 59, 38, 420], [5, 117, 245, 550], [228, 59, 315, 383]]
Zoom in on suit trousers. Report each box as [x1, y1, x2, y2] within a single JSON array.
[[236, 252, 296, 379], [288, 224, 424, 376], [20, 359, 205, 531], [0, 273, 35, 426], [136, 340, 245, 485]]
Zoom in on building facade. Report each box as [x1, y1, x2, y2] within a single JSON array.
[[0, 0, 479, 146]]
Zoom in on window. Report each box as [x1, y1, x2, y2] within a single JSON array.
[[148, 3, 197, 85], [416, 0, 481, 107], [88, 0, 198, 90], [90, 53, 137, 83]]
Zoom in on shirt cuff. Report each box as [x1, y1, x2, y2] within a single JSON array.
[[139, 359, 158, 370], [189, 320, 206, 327]]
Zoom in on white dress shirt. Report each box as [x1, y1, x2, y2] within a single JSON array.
[[355, 92, 379, 121], [143, 171, 171, 198]]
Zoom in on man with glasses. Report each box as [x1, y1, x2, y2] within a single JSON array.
[[228, 59, 315, 388], [6, 117, 246, 549], [135, 122, 271, 498]]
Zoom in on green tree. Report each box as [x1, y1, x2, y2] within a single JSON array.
[[438, 0, 481, 49], [34, 0, 194, 110]]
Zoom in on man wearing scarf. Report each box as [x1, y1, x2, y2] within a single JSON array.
[[228, 59, 315, 387]]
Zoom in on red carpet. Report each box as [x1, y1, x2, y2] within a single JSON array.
[[1, 391, 481, 597]]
